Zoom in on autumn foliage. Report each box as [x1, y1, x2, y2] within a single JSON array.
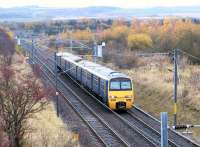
[[9, 18, 200, 67], [99, 19, 200, 54], [127, 33, 153, 51]]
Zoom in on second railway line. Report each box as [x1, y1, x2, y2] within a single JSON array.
[[130, 107, 200, 147], [42, 68, 129, 147]]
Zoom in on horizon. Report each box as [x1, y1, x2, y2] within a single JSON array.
[[1, 5, 200, 9], [0, 0, 200, 9]]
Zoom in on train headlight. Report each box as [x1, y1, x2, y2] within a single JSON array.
[[109, 96, 117, 99], [125, 95, 132, 98]]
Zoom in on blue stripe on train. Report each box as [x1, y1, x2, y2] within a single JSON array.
[[58, 57, 108, 104]]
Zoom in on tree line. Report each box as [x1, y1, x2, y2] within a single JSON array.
[[99, 19, 200, 57], [7, 18, 200, 62]]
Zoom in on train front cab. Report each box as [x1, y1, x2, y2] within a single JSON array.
[[108, 78, 134, 110]]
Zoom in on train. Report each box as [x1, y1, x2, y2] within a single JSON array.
[[56, 52, 134, 110]]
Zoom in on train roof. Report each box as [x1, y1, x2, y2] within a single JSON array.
[[56, 52, 130, 80]]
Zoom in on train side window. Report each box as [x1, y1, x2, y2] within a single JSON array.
[[100, 80, 104, 89], [82, 70, 86, 80], [93, 75, 98, 82], [87, 72, 91, 80], [65, 60, 67, 70], [104, 82, 107, 91], [94, 76, 98, 85]]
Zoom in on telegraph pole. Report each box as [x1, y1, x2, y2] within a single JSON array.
[[31, 39, 33, 62], [70, 39, 73, 52], [54, 49, 59, 117], [31, 38, 35, 69], [70, 30, 73, 52], [173, 49, 178, 127], [93, 41, 97, 63]]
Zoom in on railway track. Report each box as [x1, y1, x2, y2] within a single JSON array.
[[130, 106, 200, 147], [22, 42, 129, 146], [23, 43, 158, 146], [33, 53, 130, 147], [120, 111, 177, 146], [21, 40, 200, 147], [40, 68, 105, 147], [59, 73, 157, 146], [42, 69, 129, 147]]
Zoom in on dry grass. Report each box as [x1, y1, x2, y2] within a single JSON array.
[[24, 102, 80, 147], [11, 54, 32, 79]]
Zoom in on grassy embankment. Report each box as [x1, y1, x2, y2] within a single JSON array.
[[130, 58, 200, 142], [104, 56, 200, 142], [25, 103, 79, 147]]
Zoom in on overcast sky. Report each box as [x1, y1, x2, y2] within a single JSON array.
[[0, 0, 200, 8]]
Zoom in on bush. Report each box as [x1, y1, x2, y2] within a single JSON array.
[[127, 33, 153, 51], [113, 52, 138, 69]]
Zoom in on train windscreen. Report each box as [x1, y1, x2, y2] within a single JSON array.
[[110, 78, 132, 91]]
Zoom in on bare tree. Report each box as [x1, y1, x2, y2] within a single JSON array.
[[0, 28, 54, 147], [0, 63, 54, 147]]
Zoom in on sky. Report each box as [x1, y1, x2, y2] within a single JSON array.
[[0, 0, 200, 8]]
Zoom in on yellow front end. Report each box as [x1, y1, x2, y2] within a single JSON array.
[[108, 90, 134, 110]]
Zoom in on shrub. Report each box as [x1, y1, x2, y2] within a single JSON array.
[[113, 52, 138, 69], [127, 33, 153, 51]]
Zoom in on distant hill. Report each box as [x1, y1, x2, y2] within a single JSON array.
[[0, 6, 200, 22]]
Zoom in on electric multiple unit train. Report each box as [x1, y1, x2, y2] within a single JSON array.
[[56, 52, 134, 110]]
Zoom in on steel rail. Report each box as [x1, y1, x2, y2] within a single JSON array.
[[41, 68, 128, 147], [124, 111, 178, 147], [132, 106, 200, 147], [46, 61, 158, 146], [30, 46, 157, 146]]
